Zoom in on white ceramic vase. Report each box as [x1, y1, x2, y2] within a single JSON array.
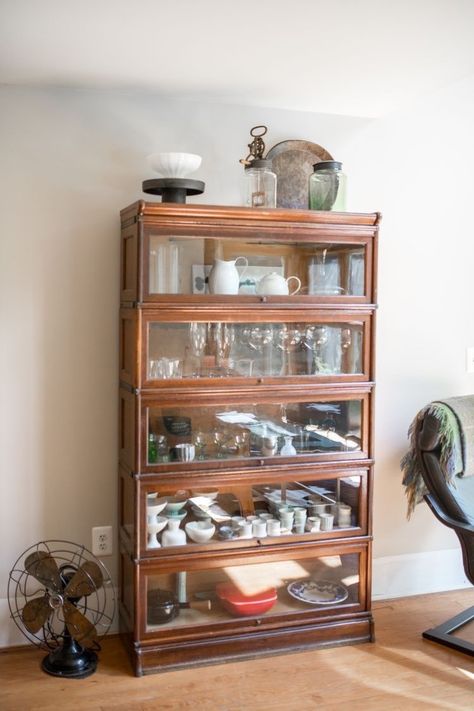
[[208, 257, 248, 295], [280, 435, 297, 456], [161, 517, 187, 547]]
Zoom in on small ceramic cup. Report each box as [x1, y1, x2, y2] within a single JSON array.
[[306, 516, 321, 532], [246, 515, 259, 522], [319, 513, 334, 531], [259, 513, 274, 521], [238, 521, 253, 538], [175, 443, 195, 462], [267, 519, 281, 536], [279, 511, 294, 531], [337, 504, 352, 527], [252, 519, 267, 538], [311, 503, 327, 516], [293, 507, 307, 521]]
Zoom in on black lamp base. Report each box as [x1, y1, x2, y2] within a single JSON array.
[[142, 178, 205, 204]]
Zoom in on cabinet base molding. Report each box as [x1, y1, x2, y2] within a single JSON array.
[[125, 615, 374, 676]]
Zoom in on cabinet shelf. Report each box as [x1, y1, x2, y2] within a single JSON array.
[[119, 202, 378, 675]]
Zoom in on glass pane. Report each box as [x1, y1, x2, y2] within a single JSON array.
[[145, 552, 360, 631], [145, 475, 362, 550], [147, 399, 362, 465], [148, 235, 366, 297], [148, 321, 363, 380]]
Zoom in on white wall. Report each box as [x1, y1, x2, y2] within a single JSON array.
[[0, 80, 473, 646]]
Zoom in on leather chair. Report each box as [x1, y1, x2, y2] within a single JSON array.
[[417, 412, 474, 655]]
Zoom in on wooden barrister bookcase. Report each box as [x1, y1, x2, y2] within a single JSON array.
[[118, 200, 379, 675]]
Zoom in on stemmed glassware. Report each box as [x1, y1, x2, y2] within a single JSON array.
[[213, 323, 235, 373], [188, 322, 207, 376], [193, 432, 208, 460], [275, 325, 303, 375], [303, 325, 329, 374]]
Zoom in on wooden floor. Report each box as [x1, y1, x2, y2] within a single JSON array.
[[1, 589, 473, 711]]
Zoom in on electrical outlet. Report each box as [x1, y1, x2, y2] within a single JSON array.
[[92, 525, 113, 556], [467, 347, 474, 373]]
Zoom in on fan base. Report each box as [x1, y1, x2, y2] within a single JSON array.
[[42, 647, 98, 679]]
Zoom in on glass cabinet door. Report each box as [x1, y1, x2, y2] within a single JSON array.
[[141, 471, 367, 553], [141, 548, 365, 636], [145, 316, 369, 384], [145, 395, 366, 467], [145, 231, 370, 300]]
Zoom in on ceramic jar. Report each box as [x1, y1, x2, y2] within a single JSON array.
[[208, 257, 248, 295]]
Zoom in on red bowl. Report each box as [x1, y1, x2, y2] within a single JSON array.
[[216, 582, 277, 616]]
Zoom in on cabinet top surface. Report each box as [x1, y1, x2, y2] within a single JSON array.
[[120, 200, 381, 229]]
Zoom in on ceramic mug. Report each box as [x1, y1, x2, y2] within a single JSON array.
[[306, 516, 321, 532], [267, 519, 281, 536], [338, 504, 352, 527], [319, 513, 334, 531], [238, 521, 253, 538], [252, 519, 267, 538], [175, 443, 195, 462]]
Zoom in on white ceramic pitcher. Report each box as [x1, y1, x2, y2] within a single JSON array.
[[208, 257, 248, 295]]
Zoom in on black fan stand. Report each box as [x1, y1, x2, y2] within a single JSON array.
[[42, 627, 98, 679]]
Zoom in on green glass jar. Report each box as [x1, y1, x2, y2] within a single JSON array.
[[309, 161, 347, 211], [148, 433, 158, 464]]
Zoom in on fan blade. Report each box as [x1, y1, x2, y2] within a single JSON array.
[[21, 595, 51, 634], [63, 601, 98, 648], [64, 560, 103, 598], [24, 551, 61, 592]]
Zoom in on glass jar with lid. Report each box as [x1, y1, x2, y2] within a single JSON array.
[[309, 161, 347, 211], [244, 159, 277, 208]]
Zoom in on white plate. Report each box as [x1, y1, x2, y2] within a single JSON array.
[[287, 579, 349, 605]]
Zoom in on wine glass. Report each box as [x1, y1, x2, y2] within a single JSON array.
[[247, 325, 274, 351], [189, 322, 207, 357], [188, 322, 207, 377], [276, 325, 303, 375], [213, 323, 235, 371], [303, 325, 329, 374], [193, 432, 208, 460]]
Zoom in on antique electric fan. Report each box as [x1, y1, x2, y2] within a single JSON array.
[[8, 540, 115, 678]]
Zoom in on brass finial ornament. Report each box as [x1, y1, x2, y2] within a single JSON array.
[[240, 125, 268, 166]]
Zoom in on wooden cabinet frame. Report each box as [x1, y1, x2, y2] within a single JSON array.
[[119, 202, 379, 675]]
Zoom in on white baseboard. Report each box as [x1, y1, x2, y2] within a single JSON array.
[[1, 550, 470, 649], [373, 548, 470, 600]]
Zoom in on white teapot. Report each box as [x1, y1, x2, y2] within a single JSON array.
[[256, 272, 301, 296]]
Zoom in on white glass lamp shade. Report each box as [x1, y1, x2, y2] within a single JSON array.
[[148, 152, 202, 178]]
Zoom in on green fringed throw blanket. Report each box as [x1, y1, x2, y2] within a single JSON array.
[[401, 395, 474, 517]]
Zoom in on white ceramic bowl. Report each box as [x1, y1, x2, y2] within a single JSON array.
[[185, 520, 216, 543], [190, 490, 219, 501], [147, 497, 168, 519], [165, 496, 188, 514], [148, 152, 202, 178]]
